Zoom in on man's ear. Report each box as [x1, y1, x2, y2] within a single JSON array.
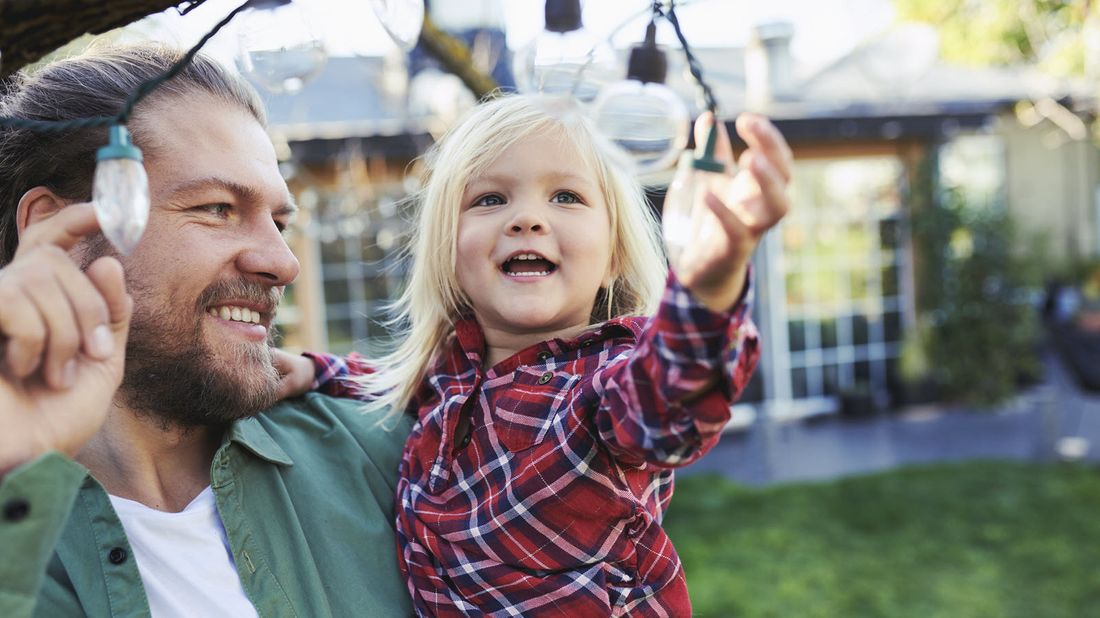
[[16, 187, 67, 237]]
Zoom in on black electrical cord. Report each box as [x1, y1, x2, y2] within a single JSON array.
[[0, 0, 255, 131], [655, 0, 719, 114]]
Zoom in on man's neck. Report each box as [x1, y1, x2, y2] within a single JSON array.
[[77, 405, 224, 512]]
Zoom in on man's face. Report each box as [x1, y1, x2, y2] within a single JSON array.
[[114, 93, 299, 427]]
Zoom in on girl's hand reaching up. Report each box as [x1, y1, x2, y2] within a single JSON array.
[[664, 112, 792, 312]]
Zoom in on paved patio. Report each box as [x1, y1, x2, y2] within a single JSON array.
[[683, 348, 1100, 486]]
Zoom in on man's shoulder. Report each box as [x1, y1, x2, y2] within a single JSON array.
[[253, 393, 411, 458]]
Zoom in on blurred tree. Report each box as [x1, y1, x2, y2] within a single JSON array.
[[895, 0, 1097, 78]]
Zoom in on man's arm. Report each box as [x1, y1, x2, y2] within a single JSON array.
[[0, 203, 131, 615], [0, 453, 87, 617]]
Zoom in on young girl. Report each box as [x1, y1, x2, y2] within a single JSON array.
[[278, 94, 791, 616]]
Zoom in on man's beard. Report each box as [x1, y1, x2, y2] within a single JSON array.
[[120, 277, 284, 429]]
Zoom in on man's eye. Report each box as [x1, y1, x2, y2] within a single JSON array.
[[472, 194, 504, 207], [199, 203, 231, 217], [552, 191, 582, 204]]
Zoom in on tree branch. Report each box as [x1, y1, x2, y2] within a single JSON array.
[[0, 0, 183, 78]]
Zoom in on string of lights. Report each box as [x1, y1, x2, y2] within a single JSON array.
[[0, 0, 727, 250]]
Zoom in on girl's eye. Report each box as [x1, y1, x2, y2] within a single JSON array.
[[472, 194, 504, 207], [552, 191, 582, 204]]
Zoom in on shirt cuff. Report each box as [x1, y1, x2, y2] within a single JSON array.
[[0, 452, 87, 613], [655, 268, 759, 403]]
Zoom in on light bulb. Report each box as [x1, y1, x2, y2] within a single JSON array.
[[370, 0, 425, 51], [590, 21, 688, 174], [662, 125, 727, 269], [92, 125, 149, 255], [237, 0, 327, 94], [512, 0, 616, 101]]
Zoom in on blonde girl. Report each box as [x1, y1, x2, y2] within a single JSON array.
[[278, 93, 791, 616]]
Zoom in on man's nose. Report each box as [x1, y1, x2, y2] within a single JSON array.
[[237, 218, 300, 286]]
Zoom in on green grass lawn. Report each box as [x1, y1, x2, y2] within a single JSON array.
[[664, 461, 1100, 617]]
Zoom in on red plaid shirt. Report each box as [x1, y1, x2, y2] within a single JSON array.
[[308, 272, 759, 617]]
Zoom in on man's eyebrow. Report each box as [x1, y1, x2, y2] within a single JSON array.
[[165, 176, 297, 215]]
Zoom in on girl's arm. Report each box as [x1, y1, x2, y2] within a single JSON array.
[[596, 112, 789, 468], [272, 349, 372, 400], [593, 269, 758, 468]]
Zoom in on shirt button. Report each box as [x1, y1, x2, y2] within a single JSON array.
[[108, 547, 128, 565], [458, 430, 473, 449], [537, 351, 552, 361], [2, 498, 30, 522], [580, 340, 593, 348], [537, 371, 553, 385]]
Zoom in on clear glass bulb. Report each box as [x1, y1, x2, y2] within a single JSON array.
[[370, 0, 425, 51], [237, 1, 328, 94], [590, 79, 688, 174], [513, 29, 617, 102], [662, 152, 725, 270], [93, 158, 149, 256]]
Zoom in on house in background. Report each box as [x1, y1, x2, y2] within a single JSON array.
[[257, 20, 1098, 421]]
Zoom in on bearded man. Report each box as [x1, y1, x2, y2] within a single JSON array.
[[0, 45, 412, 617]]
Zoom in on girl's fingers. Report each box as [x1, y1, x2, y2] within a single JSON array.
[[735, 114, 793, 183], [693, 112, 736, 168], [746, 152, 791, 226]]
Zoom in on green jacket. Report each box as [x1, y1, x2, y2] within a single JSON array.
[[0, 393, 413, 617]]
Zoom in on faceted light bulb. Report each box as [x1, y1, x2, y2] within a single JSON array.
[[513, 30, 617, 102], [590, 80, 688, 174], [237, 1, 327, 94], [370, 0, 425, 51], [93, 126, 149, 256]]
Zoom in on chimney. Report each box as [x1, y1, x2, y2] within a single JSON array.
[[745, 21, 796, 110]]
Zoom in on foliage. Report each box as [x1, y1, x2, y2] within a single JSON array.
[[665, 462, 1100, 617], [894, 0, 1096, 78], [906, 185, 1044, 405]]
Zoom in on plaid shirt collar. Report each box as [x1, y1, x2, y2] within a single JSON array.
[[449, 315, 643, 378]]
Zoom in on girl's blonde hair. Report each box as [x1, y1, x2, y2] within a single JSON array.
[[356, 94, 667, 421]]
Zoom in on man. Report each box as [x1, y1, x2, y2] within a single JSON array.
[[0, 45, 412, 616]]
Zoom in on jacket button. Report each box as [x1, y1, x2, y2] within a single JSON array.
[[108, 547, 128, 565], [537, 371, 553, 385], [2, 498, 29, 522]]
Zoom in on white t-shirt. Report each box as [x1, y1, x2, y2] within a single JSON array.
[[108, 487, 260, 618]]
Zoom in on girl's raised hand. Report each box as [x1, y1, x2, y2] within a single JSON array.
[[665, 112, 792, 312]]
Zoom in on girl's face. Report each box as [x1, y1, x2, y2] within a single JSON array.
[[456, 129, 613, 344]]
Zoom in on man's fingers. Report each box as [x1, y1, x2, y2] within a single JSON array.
[[735, 114, 792, 183], [85, 257, 131, 345], [1, 294, 46, 378], [22, 271, 83, 390], [14, 202, 102, 257], [57, 256, 116, 361]]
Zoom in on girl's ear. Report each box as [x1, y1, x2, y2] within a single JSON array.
[[16, 187, 67, 237]]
